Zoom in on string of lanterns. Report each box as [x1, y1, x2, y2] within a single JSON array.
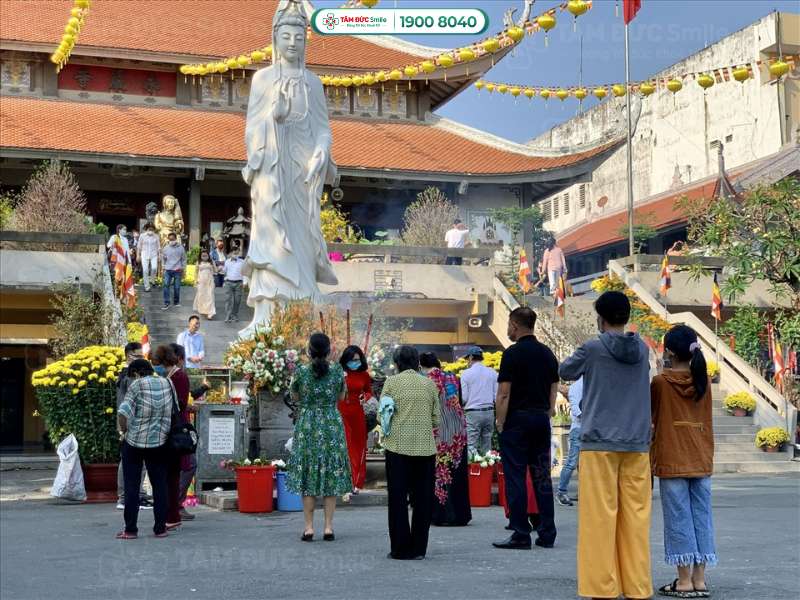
[[49, 0, 91, 71], [178, 1, 593, 88], [472, 55, 797, 103]]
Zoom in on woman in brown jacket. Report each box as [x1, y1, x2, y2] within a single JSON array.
[[651, 325, 716, 599]]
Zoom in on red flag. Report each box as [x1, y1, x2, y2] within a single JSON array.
[[710, 272, 723, 321], [623, 0, 641, 24]]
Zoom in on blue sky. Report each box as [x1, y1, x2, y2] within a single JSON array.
[[315, 0, 799, 142]]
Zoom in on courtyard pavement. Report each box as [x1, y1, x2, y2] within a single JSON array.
[[1, 472, 798, 600]]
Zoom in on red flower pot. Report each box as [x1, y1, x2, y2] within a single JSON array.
[[763, 445, 782, 453], [235, 465, 275, 513], [83, 463, 119, 503], [467, 464, 493, 507], [732, 408, 749, 417]]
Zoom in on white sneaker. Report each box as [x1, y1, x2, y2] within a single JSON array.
[[116, 502, 124, 510]]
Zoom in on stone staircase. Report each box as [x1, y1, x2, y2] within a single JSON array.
[[138, 284, 253, 365]]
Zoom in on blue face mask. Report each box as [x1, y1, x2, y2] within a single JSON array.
[[346, 360, 362, 371], [154, 365, 167, 376]]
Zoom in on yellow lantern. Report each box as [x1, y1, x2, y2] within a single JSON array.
[[639, 82, 655, 96], [566, 0, 588, 31], [732, 66, 749, 83], [474, 80, 485, 90], [263, 46, 273, 58], [612, 84, 626, 97], [556, 88, 569, 101], [250, 50, 266, 63], [497, 84, 508, 94], [61, 34, 75, 47], [364, 73, 376, 86], [506, 27, 524, 43], [574, 88, 588, 101], [510, 86, 521, 98], [523, 88, 535, 99], [352, 75, 364, 86], [216, 62, 228, 74], [420, 60, 436, 75], [68, 16, 81, 28], [341, 76, 353, 87], [482, 38, 500, 54], [70, 7, 82, 17], [437, 54, 454, 69], [667, 79, 682, 94], [485, 83, 496, 93], [403, 65, 418, 78], [389, 69, 403, 80], [50, 52, 64, 64], [64, 23, 77, 35], [237, 55, 251, 67], [769, 60, 790, 79], [375, 71, 387, 82], [196, 65, 209, 77], [537, 13, 556, 46], [74, 0, 90, 8], [226, 58, 239, 70], [540, 88, 551, 100], [361, 0, 379, 7], [179, 65, 191, 75], [458, 48, 475, 62], [593, 87, 607, 100], [697, 74, 714, 90], [320, 75, 331, 86], [331, 76, 342, 87]]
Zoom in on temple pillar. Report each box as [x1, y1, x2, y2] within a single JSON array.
[[189, 179, 201, 247]]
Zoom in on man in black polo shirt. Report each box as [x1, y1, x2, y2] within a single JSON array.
[[492, 306, 559, 550]]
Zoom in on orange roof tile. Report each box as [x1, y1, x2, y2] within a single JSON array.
[[0, 96, 618, 176], [1, 0, 428, 68], [556, 180, 721, 255]]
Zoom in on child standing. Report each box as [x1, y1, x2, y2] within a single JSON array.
[[651, 324, 716, 598]]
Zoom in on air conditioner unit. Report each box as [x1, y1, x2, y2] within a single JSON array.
[[468, 317, 483, 329]]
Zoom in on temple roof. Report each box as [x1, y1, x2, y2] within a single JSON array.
[[0, 95, 619, 178], [0, 0, 436, 68]]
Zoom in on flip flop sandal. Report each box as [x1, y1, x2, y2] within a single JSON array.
[[115, 531, 137, 540], [658, 580, 698, 598], [694, 587, 710, 598]]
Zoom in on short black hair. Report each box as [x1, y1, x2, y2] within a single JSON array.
[[124, 342, 142, 356], [128, 359, 154, 378], [169, 342, 186, 361], [453, 218, 462, 225], [393, 345, 420, 372], [188, 315, 200, 324], [168, 232, 177, 239], [509, 306, 537, 330], [594, 291, 631, 325], [339, 345, 367, 372], [419, 352, 441, 369], [116, 224, 126, 233], [152, 344, 178, 367]]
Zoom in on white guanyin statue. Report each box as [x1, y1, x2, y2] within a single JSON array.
[[240, 0, 338, 337]]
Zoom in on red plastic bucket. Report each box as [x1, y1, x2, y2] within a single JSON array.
[[498, 466, 539, 518], [496, 463, 507, 510], [235, 465, 275, 513], [468, 464, 493, 507]]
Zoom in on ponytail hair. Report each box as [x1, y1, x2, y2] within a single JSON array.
[[308, 332, 331, 379], [664, 324, 708, 401]]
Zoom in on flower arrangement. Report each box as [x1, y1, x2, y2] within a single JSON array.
[[220, 457, 268, 469], [706, 360, 720, 379], [225, 325, 301, 397], [31, 345, 125, 463], [126, 321, 146, 343], [590, 274, 626, 294], [754, 427, 789, 450], [367, 344, 394, 380], [552, 404, 572, 427], [723, 391, 756, 414], [442, 351, 503, 377], [469, 450, 501, 468]]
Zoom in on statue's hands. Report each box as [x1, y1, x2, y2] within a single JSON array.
[[305, 148, 327, 185]]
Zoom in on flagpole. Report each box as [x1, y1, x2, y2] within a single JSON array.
[[624, 22, 635, 259], [714, 317, 720, 365]]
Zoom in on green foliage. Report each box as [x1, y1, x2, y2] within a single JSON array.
[[49, 284, 116, 359], [321, 193, 359, 243], [0, 193, 13, 229], [186, 245, 201, 264], [682, 177, 800, 304], [489, 205, 546, 248], [401, 187, 458, 248], [721, 305, 765, 369], [90, 221, 109, 237], [617, 212, 658, 253]]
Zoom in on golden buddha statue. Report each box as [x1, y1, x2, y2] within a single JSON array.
[[153, 194, 184, 246]]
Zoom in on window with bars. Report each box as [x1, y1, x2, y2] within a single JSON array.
[[553, 196, 559, 219], [564, 192, 570, 215], [542, 199, 552, 221], [579, 184, 587, 208]]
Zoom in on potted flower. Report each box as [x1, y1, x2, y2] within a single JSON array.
[[706, 360, 720, 383], [221, 457, 275, 513], [723, 391, 756, 417], [32, 345, 125, 502], [755, 427, 790, 453], [467, 451, 500, 507]]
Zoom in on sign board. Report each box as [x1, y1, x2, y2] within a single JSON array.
[[207, 417, 235, 455]]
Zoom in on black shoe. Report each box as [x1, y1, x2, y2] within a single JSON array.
[[492, 535, 531, 550], [556, 492, 573, 506], [387, 552, 414, 560], [301, 532, 313, 542], [534, 538, 554, 548], [411, 555, 425, 560], [504, 524, 513, 531], [323, 532, 335, 541]]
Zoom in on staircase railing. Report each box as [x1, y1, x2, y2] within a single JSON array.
[[609, 258, 797, 446]]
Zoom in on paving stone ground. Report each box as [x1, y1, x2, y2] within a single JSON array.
[[1, 472, 798, 600]]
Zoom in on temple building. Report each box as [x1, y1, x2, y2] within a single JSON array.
[[0, 0, 616, 249]]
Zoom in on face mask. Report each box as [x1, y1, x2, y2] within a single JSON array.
[[170, 240, 178, 246], [154, 365, 167, 376], [347, 360, 362, 371]]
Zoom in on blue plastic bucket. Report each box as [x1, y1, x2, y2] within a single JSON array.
[[275, 471, 303, 512]]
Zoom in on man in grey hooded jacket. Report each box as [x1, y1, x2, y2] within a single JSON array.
[[559, 290, 653, 600]]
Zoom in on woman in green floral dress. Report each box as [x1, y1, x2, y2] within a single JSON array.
[[286, 333, 352, 541]]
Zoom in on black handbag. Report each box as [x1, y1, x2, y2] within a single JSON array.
[[166, 379, 198, 455]]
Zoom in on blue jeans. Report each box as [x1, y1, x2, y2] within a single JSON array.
[[163, 270, 181, 305], [659, 477, 717, 566], [557, 427, 582, 493]]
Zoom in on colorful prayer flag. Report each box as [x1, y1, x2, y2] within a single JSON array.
[[768, 323, 786, 390], [554, 273, 566, 318], [711, 272, 723, 321], [141, 324, 151, 359], [623, 0, 642, 23], [659, 254, 671, 296], [519, 249, 532, 294]]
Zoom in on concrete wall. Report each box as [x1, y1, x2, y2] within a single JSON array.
[[528, 12, 799, 237]]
